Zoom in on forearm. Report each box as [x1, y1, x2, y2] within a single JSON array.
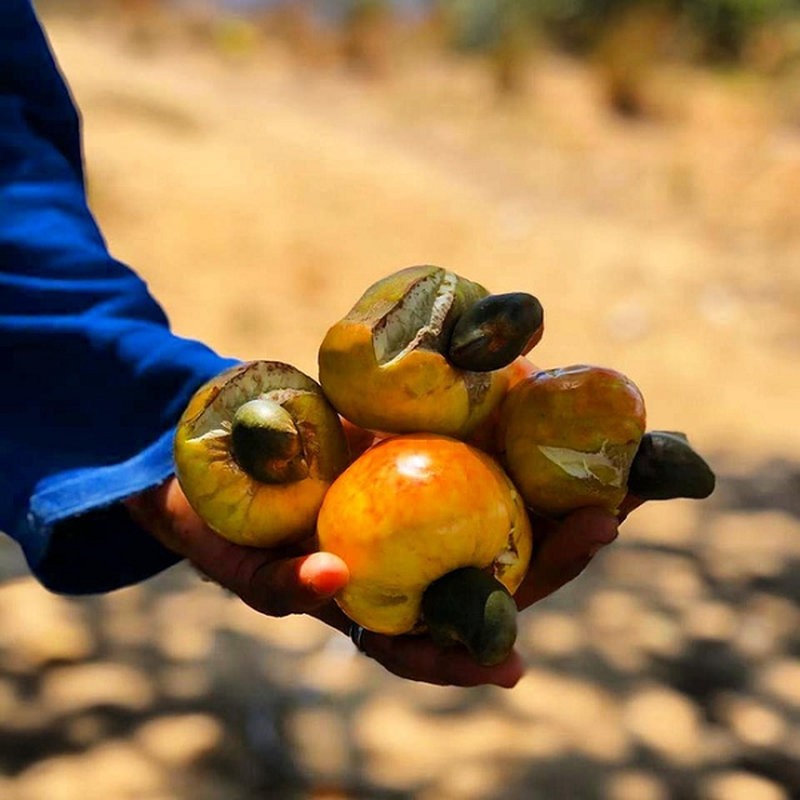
[[0, 0, 238, 592]]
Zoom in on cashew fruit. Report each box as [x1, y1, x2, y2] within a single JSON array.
[[174, 361, 349, 547], [317, 265, 543, 439], [499, 365, 647, 516], [316, 434, 534, 665]]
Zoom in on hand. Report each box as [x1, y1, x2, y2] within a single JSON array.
[[126, 478, 629, 689], [513, 505, 619, 611], [124, 477, 349, 618]]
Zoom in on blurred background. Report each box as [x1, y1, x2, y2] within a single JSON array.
[[2, 0, 800, 797]]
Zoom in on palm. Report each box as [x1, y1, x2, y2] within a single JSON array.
[[128, 479, 623, 688]]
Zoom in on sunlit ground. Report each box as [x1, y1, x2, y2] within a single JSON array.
[[1, 5, 799, 798]]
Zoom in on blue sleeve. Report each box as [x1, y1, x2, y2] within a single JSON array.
[[0, 1, 239, 593]]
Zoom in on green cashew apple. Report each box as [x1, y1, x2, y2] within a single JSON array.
[[174, 361, 349, 547]]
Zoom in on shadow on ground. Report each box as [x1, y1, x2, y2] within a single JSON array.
[[1, 453, 798, 799]]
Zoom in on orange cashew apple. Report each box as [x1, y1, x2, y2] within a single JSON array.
[[316, 434, 534, 665], [499, 364, 647, 517]]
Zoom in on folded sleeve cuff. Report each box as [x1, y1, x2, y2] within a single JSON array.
[[18, 428, 178, 594], [18, 350, 239, 595]]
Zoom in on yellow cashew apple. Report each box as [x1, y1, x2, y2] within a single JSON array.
[[318, 265, 537, 439]]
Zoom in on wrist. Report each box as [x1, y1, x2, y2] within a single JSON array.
[[123, 477, 189, 557]]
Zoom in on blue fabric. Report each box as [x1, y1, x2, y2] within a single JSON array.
[[0, 1, 239, 593]]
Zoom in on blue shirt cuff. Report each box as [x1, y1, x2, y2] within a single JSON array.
[[21, 428, 182, 594]]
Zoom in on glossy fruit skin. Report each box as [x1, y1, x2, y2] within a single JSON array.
[[316, 434, 534, 635], [174, 361, 350, 547], [469, 356, 539, 453], [318, 266, 510, 439], [500, 365, 646, 516]]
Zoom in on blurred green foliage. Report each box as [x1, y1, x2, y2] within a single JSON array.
[[683, 0, 794, 59], [438, 0, 799, 62]]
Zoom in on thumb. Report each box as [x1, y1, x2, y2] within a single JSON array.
[[242, 551, 350, 617]]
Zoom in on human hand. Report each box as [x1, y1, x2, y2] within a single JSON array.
[[126, 476, 629, 689], [124, 477, 349, 618]]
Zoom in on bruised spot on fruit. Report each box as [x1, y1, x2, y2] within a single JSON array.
[[491, 530, 520, 580], [537, 442, 631, 488], [362, 586, 410, 608], [463, 370, 493, 409]]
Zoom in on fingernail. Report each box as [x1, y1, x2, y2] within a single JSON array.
[[300, 553, 348, 598], [309, 573, 343, 598]]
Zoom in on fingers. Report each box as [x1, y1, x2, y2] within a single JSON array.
[[313, 601, 525, 688], [239, 551, 349, 617], [312, 601, 525, 688], [132, 479, 637, 688], [358, 631, 526, 689], [515, 506, 619, 610], [129, 478, 349, 617], [185, 537, 349, 618]]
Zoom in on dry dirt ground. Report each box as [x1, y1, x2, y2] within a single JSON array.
[[1, 9, 799, 799]]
